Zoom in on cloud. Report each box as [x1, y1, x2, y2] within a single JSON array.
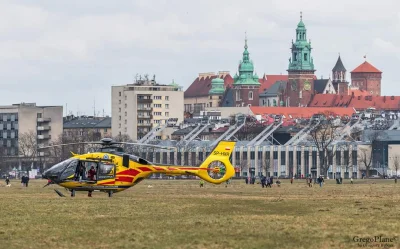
[[0, 0, 400, 114], [373, 38, 400, 54]]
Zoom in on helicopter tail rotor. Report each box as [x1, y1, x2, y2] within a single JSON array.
[[195, 141, 235, 184]]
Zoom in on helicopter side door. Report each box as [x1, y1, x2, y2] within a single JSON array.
[[97, 162, 116, 181]]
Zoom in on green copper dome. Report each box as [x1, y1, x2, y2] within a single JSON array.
[[288, 12, 315, 72], [233, 35, 260, 86], [169, 79, 182, 91], [297, 12, 306, 30], [209, 77, 225, 95]]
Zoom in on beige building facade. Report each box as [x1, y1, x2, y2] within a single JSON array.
[[0, 103, 63, 157], [112, 80, 184, 141]]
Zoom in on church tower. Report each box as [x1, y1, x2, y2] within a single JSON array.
[[233, 34, 260, 107], [286, 12, 316, 107], [332, 55, 348, 95], [208, 77, 225, 107]]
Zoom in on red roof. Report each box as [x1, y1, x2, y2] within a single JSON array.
[[309, 94, 353, 108], [351, 61, 382, 73], [309, 94, 400, 111], [348, 95, 400, 110], [258, 75, 288, 93], [184, 74, 233, 98], [349, 87, 368, 97], [250, 106, 355, 119]]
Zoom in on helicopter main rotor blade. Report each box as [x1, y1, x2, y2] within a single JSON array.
[[115, 142, 175, 150], [38, 142, 103, 150]]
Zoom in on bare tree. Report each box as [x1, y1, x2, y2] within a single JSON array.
[[341, 144, 354, 178], [259, 158, 271, 176], [18, 131, 38, 170], [309, 112, 343, 176], [239, 159, 248, 176], [350, 126, 363, 141], [393, 155, 399, 184], [357, 130, 385, 178], [358, 146, 373, 178]]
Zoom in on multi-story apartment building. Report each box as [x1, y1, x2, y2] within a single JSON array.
[[63, 115, 112, 139], [112, 79, 184, 141], [0, 103, 63, 158]]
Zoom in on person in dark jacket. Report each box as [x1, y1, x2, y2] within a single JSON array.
[[5, 176, 10, 186], [25, 176, 29, 187], [318, 176, 324, 187], [261, 175, 266, 188]]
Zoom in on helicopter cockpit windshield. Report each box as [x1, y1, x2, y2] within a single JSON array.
[[43, 158, 78, 182]]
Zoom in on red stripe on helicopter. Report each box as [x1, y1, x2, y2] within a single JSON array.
[[116, 176, 134, 183], [116, 169, 140, 177], [98, 181, 115, 185], [138, 167, 153, 172], [225, 147, 231, 151], [153, 166, 165, 171], [176, 167, 209, 170]]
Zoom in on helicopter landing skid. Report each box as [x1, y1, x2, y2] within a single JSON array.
[[54, 189, 66, 197]]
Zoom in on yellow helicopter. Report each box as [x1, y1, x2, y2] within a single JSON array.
[[41, 138, 236, 197]]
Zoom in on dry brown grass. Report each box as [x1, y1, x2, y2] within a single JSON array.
[[0, 179, 399, 249]]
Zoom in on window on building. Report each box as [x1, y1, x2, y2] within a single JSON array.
[[299, 91, 302, 99], [304, 53, 308, 61], [236, 90, 241, 101], [119, 123, 121, 128], [156, 136, 161, 140], [209, 102, 212, 107], [165, 112, 169, 117], [154, 96, 162, 100], [119, 100, 121, 104], [125, 120, 127, 124], [119, 108, 121, 113], [165, 96, 169, 101], [124, 96, 127, 100], [124, 127, 127, 132], [119, 116, 121, 121], [37, 113, 42, 118], [119, 92, 121, 96], [249, 91, 253, 100], [165, 104, 169, 109], [294, 52, 297, 61], [104, 128, 108, 132], [125, 104, 127, 108], [125, 112, 127, 116]]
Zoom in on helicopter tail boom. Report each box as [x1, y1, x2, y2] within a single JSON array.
[[148, 141, 235, 184]]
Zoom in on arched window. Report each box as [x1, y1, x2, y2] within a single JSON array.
[[249, 91, 253, 100], [273, 99, 277, 106]]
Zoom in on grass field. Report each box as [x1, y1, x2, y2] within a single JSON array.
[[0, 178, 399, 249]]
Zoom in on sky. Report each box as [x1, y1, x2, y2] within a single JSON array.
[[1, 0, 400, 116]]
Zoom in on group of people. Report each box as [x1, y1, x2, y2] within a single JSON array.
[[3, 175, 30, 187], [260, 176, 275, 188], [74, 163, 97, 182]]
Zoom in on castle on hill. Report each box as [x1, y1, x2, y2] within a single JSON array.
[[183, 13, 392, 116]]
